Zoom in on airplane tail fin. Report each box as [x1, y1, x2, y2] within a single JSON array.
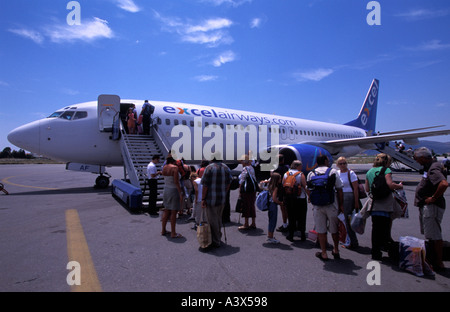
[[344, 79, 379, 135]]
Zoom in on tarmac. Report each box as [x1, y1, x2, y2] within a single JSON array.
[[0, 163, 449, 294]]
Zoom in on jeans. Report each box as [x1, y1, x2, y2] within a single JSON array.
[[268, 202, 278, 233]]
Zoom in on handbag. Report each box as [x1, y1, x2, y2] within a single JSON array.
[[350, 212, 366, 235], [197, 222, 212, 249], [235, 197, 244, 213], [348, 171, 367, 200]]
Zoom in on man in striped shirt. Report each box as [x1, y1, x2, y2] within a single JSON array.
[[201, 156, 232, 248]]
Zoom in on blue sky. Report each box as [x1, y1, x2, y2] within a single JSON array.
[[1, 0, 450, 150]]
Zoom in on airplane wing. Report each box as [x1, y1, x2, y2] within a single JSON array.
[[376, 125, 446, 136], [323, 128, 450, 150]]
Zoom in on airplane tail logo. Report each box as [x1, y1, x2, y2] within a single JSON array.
[[344, 79, 379, 134]]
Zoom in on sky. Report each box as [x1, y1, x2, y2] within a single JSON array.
[[1, 0, 450, 151]]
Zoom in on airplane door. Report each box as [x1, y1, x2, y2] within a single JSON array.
[[98, 94, 120, 132]]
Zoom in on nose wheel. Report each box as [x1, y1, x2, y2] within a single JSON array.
[[95, 174, 110, 189]]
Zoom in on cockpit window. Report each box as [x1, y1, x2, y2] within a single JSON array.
[[48, 111, 63, 118], [73, 111, 88, 120], [60, 111, 75, 120]]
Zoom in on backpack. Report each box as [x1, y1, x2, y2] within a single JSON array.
[[370, 167, 391, 200], [283, 171, 301, 196], [176, 160, 190, 180], [256, 190, 270, 211], [241, 168, 259, 193], [308, 168, 335, 206], [143, 104, 154, 118]]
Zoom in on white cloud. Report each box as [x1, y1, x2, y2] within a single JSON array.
[[9, 28, 44, 44], [116, 0, 140, 13], [186, 18, 232, 33], [293, 68, 334, 82], [200, 0, 252, 7], [212, 50, 236, 67], [46, 17, 114, 43], [250, 18, 262, 29], [406, 40, 450, 52], [395, 9, 449, 21], [194, 75, 219, 82], [154, 13, 234, 48]]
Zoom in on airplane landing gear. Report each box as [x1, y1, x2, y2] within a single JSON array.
[[95, 173, 111, 189]]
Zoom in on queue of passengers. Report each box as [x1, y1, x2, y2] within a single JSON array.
[[149, 148, 447, 270]]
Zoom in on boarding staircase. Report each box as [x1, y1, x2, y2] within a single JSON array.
[[375, 143, 422, 171], [118, 120, 169, 209]]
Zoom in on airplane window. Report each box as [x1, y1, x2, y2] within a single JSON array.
[[165, 119, 170, 125], [48, 111, 63, 118], [73, 111, 88, 120], [59, 111, 75, 120], [174, 119, 179, 125], [190, 121, 194, 127], [157, 117, 162, 125], [182, 120, 187, 126]]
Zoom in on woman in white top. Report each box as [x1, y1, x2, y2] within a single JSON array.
[[337, 156, 359, 248]]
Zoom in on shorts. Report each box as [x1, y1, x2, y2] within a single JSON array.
[[419, 204, 444, 241], [313, 204, 339, 234]]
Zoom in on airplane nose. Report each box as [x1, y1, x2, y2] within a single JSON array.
[[7, 120, 41, 154]]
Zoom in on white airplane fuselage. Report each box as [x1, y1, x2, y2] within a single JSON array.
[[7, 100, 366, 166]]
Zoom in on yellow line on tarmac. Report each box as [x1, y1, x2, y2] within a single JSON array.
[[1, 176, 59, 190], [66, 209, 102, 292]]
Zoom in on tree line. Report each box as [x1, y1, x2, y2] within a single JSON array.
[[0, 147, 34, 159]]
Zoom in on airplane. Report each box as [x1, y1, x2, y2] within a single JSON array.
[[7, 79, 450, 188]]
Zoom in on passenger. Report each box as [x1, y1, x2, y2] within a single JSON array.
[[267, 172, 283, 244], [161, 156, 183, 238], [238, 156, 258, 230], [414, 147, 448, 271], [147, 155, 162, 216], [307, 155, 343, 261], [274, 154, 289, 233], [137, 112, 143, 134], [141, 100, 154, 135], [196, 160, 209, 178], [191, 172, 206, 230], [364, 153, 403, 260], [282, 160, 307, 241], [126, 107, 136, 134], [336, 156, 360, 249], [201, 153, 232, 249]]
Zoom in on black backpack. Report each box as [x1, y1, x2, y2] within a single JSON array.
[[370, 167, 391, 200]]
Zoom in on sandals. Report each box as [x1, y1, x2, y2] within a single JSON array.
[[332, 251, 340, 259], [315, 252, 329, 261], [171, 233, 183, 239]]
